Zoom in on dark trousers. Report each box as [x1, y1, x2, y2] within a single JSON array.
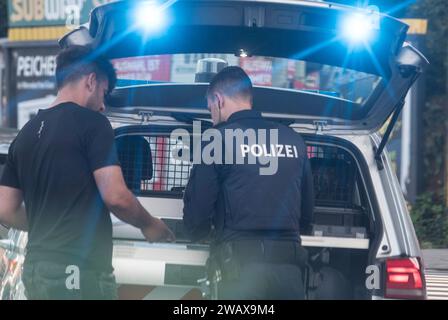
[[213, 240, 307, 300], [23, 261, 118, 300], [217, 262, 305, 300]]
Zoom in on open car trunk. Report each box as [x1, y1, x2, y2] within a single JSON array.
[[61, 0, 428, 134], [111, 126, 378, 299]]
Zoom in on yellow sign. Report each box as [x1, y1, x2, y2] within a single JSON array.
[[401, 19, 428, 35], [7, 0, 116, 41], [8, 26, 70, 41]]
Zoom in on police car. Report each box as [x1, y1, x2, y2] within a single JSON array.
[[1, 0, 428, 299]]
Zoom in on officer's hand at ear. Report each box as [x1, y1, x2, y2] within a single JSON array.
[[141, 217, 176, 243]]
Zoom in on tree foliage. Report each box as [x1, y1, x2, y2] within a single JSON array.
[[409, 0, 448, 97], [407, 0, 448, 248], [411, 192, 448, 248], [407, 0, 448, 192]]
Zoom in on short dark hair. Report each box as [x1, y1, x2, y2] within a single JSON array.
[[207, 66, 253, 103], [55, 45, 117, 94]]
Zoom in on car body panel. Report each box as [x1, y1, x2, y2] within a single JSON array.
[[0, 129, 423, 299]]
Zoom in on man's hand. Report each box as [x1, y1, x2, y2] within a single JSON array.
[[141, 217, 176, 243]]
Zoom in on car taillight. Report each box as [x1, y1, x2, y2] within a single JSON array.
[[385, 257, 426, 299]]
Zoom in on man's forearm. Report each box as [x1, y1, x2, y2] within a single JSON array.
[[109, 191, 153, 229], [0, 205, 28, 231]]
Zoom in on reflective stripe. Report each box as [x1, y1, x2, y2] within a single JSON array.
[[117, 284, 156, 300]]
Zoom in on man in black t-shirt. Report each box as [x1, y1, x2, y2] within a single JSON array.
[[0, 46, 174, 300]]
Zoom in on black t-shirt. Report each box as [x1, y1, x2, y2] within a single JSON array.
[[0, 102, 119, 272]]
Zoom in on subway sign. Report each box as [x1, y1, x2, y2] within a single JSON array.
[[8, 0, 115, 27]]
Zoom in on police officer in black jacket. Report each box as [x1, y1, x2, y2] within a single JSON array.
[[183, 66, 314, 300]]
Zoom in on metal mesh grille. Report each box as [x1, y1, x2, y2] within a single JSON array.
[[116, 135, 192, 195], [307, 145, 356, 206], [144, 136, 192, 192], [117, 135, 356, 204]]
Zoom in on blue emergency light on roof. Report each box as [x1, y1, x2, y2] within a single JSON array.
[[341, 7, 380, 44], [135, 2, 166, 32]]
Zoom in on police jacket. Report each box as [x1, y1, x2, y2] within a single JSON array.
[[183, 110, 314, 244]]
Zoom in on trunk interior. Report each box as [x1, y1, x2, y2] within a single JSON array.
[[113, 126, 379, 299]]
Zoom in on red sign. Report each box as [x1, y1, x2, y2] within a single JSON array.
[[239, 57, 272, 86], [294, 71, 320, 90], [112, 55, 171, 81]]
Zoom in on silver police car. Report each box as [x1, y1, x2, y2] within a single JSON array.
[[1, 0, 428, 300]]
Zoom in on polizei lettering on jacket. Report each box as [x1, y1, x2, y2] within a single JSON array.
[[170, 121, 284, 175], [240, 144, 299, 158]]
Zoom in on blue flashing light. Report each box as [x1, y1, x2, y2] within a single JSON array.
[[342, 13, 374, 43], [341, 5, 380, 45], [135, 2, 166, 33]]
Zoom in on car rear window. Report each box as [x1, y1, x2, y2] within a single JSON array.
[[112, 53, 382, 106], [116, 134, 192, 196]]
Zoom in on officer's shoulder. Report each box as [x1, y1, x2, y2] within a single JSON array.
[[214, 120, 237, 133], [264, 118, 301, 134], [265, 119, 307, 143]]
